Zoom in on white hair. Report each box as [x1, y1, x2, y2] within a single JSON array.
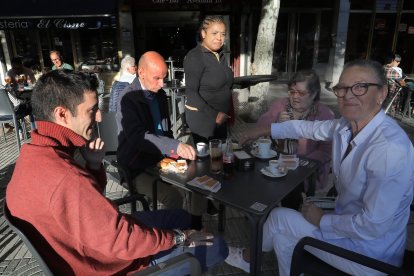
[[120, 55, 135, 74]]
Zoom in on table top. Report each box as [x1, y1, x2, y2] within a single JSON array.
[[149, 152, 318, 216], [232, 75, 278, 89]]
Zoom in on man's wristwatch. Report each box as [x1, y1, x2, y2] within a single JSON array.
[[173, 229, 186, 246]]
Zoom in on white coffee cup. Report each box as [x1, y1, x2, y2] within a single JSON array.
[[254, 138, 271, 156], [196, 142, 207, 155], [269, 160, 286, 175]]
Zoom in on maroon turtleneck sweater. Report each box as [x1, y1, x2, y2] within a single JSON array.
[[6, 121, 174, 275]]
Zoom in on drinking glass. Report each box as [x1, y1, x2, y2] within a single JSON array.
[[209, 139, 223, 174]]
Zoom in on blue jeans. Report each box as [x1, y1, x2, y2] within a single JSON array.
[[133, 209, 228, 274]]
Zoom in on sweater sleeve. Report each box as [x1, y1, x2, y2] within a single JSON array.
[[49, 169, 175, 260]]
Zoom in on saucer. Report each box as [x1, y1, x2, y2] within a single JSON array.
[[251, 149, 277, 159], [260, 167, 287, 178], [196, 150, 209, 158]]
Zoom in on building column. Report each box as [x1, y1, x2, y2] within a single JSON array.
[[331, 0, 350, 85], [118, 2, 135, 58]]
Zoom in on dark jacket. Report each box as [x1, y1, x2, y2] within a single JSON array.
[[116, 78, 179, 176], [184, 44, 234, 138]]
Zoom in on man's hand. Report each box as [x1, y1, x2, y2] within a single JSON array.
[[80, 138, 105, 170], [301, 202, 324, 227], [239, 126, 271, 146], [216, 112, 230, 125], [177, 143, 196, 160], [183, 230, 214, 247]]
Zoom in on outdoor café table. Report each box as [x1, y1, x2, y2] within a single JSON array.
[[146, 154, 319, 275]]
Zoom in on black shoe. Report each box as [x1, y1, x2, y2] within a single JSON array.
[[206, 200, 219, 216]]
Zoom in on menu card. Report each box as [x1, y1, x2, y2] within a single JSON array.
[[187, 175, 221, 192]]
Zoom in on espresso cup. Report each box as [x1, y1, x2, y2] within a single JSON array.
[[269, 160, 286, 175], [254, 138, 271, 156], [196, 142, 207, 155]]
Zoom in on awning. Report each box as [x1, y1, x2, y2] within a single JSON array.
[[0, 0, 118, 29]]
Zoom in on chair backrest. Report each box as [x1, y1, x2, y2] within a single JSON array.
[[97, 112, 119, 153], [0, 89, 15, 117], [3, 201, 54, 276]]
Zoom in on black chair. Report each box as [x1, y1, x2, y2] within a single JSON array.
[[133, 252, 202, 276], [4, 201, 54, 276], [0, 89, 25, 150], [97, 112, 150, 212], [290, 236, 412, 276], [4, 201, 202, 276]]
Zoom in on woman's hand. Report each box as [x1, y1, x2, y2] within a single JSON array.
[[216, 112, 230, 125], [278, 111, 290, 123]]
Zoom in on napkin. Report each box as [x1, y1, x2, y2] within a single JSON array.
[[187, 175, 221, 192]]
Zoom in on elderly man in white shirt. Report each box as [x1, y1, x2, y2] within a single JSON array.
[[226, 59, 414, 275]]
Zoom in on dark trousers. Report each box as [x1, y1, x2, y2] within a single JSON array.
[[133, 209, 228, 272]]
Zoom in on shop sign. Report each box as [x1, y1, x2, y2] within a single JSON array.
[[0, 17, 115, 30]]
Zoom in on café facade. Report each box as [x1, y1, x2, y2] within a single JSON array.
[[0, 0, 414, 87]]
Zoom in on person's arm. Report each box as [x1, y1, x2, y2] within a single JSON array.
[[184, 50, 218, 119], [120, 93, 180, 156], [240, 119, 336, 146], [318, 142, 412, 240]]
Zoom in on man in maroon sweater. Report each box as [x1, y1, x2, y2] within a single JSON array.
[[6, 70, 228, 275]]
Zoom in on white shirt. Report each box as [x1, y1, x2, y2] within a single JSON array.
[[270, 110, 414, 266]]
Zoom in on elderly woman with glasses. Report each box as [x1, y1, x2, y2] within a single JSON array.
[[227, 59, 414, 276], [256, 70, 335, 196]]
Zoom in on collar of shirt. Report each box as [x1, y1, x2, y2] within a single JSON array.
[[338, 110, 386, 153], [138, 79, 156, 101]]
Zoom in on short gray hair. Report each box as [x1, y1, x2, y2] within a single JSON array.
[[343, 59, 387, 86], [120, 55, 135, 74]]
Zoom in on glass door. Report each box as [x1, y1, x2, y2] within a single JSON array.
[[274, 11, 319, 79]]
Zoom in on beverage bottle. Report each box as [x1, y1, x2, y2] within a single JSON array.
[[223, 138, 234, 179]]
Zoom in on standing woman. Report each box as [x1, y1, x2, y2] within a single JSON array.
[[184, 16, 234, 144]]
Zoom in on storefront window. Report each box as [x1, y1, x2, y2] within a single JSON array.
[[345, 13, 372, 62], [370, 13, 397, 63], [403, 0, 414, 9], [350, 0, 375, 10], [9, 30, 41, 74], [396, 12, 414, 73], [318, 10, 332, 63], [75, 29, 119, 72]]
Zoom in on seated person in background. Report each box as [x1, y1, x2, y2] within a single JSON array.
[[108, 55, 136, 112], [116, 51, 206, 230], [226, 59, 414, 275], [7, 57, 36, 85], [257, 70, 335, 195], [6, 70, 228, 274], [383, 53, 414, 115], [49, 50, 74, 71]]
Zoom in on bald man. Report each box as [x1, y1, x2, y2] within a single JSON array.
[[116, 51, 206, 228]]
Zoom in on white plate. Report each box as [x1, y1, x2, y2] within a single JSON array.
[[260, 167, 287, 178], [196, 150, 209, 158], [251, 149, 278, 159]]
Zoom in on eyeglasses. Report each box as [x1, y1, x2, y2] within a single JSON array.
[[51, 58, 60, 62], [332, 83, 382, 98], [287, 90, 309, 97]]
